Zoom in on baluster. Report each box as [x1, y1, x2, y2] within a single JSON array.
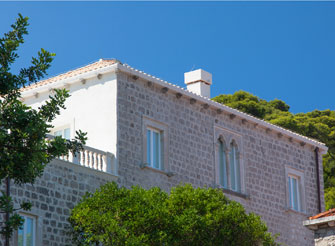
[[92, 151, 95, 169], [92, 152, 97, 169], [94, 153, 98, 170], [68, 151, 73, 163], [85, 150, 89, 167], [92, 152, 96, 169], [88, 151, 92, 168], [102, 154, 107, 172], [97, 154, 102, 171], [79, 150, 84, 166], [72, 151, 79, 164], [100, 154, 104, 171]]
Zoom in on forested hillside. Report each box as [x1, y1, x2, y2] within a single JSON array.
[[213, 91, 335, 209]]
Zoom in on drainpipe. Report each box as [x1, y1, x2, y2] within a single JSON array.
[[315, 147, 322, 213], [5, 177, 10, 246]]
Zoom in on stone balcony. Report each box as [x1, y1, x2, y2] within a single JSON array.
[[47, 135, 117, 176]]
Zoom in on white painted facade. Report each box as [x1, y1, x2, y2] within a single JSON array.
[[23, 72, 118, 156]]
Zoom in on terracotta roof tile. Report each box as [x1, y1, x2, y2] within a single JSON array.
[[309, 209, 335, 220], [21, 59, 118, 91]]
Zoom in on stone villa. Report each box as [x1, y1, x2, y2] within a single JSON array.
[[3, 59, 328, 245]]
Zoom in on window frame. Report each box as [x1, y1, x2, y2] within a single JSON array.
[[18, 214, 36, 246], [288, 175, 300, 211], [214, 127, 245, 196], [229, 141, 241, 193], [218, 139, 228, 188], [142, 116, 168, 172], [146, 127, 162, 170], [285, 166, 305, 212]]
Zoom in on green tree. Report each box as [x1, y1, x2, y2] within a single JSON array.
[[68, 182, 278, 246], [0, 14, 87, 241], [213, 90, 335, 210]]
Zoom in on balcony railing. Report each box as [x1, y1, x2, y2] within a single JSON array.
[[47, 135, 117, 175]]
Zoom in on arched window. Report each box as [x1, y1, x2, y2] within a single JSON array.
[[218, 140, 228, 188], [229, 141, 241, 192]]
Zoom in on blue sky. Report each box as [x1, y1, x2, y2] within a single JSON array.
[[1, 2, 334, 113]]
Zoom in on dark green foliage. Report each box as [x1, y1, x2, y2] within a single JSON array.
[[68, 182, 278, 246], [213, 91, 267, 118], [0, 14, 87, 239], [213, 90, 335, 210], [268, 99, 290, 112]]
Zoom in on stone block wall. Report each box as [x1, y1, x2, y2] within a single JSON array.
[[314, 226, 335, 246], [0, 159, 117, 246], [116, 72, 325, 246]]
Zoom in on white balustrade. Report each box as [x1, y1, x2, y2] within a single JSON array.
[[47, 135, 116, 175]]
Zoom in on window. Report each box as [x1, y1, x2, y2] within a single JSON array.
[[18, 215, 36, 246], [142, 116, 168, 172], [285, 166, 305, 212], [288, 175, 301, 211], [54, 127, 70, 140], [218, 141, 228, 188], [146, 128, 162, 169], [229, 142, 241, 192], [215, 129, 244, 195]]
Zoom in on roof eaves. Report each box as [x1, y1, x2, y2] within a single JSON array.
[[303, 215, 335, 227]]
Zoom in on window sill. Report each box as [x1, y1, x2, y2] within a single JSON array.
[[217, 186, 249, 199], [285, 207, 307, 216], [139, 163, 175, 177]]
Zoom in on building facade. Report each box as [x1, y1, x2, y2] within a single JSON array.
[[3, 59, 328, 245]]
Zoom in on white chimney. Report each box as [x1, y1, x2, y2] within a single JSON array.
[[184, 69, 212, 98]]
